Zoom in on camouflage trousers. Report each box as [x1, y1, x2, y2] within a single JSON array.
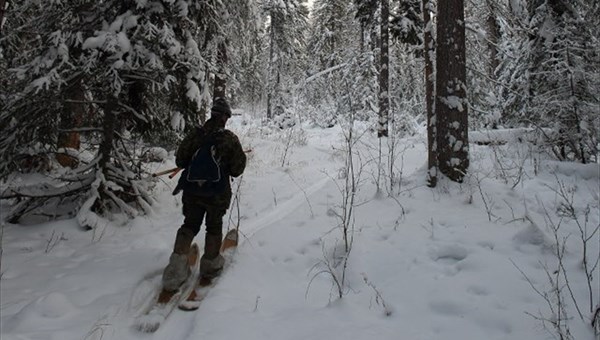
[[162, 193, 228, 291]]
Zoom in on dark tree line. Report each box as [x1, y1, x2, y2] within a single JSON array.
[[0, 0, 260, 226], [0, 0, 597, 225]]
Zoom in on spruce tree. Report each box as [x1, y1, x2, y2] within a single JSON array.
[[0, 1, 231, 226], [263, 0, 308, 126]]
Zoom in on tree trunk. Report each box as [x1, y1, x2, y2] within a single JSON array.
[[423, 0, 437, 187], [99, 97, 117, 171], [214, 39, 228, 100], [199, 71, 210, 125], [378, 0, 389, 138], [0, 0, 5, 35], [197, 24, 215, 125], [435, 0, 469, 182], [485, 0, 500, 79], [266, 93, 272, 120], [267, 13, 276, 120], [57, 78, 84, 168]]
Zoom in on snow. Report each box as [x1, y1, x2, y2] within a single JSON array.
[[1, 118, 598, 340], [82, 33, 108, 51], [469, 128, 550, 145], [31, 69, 62, 93], [185, 79, 202, 109], [117, 32, 132, 54], [170, 111, 185, 132], [441, 95, 465, 112], [185, 36, 201, 60]]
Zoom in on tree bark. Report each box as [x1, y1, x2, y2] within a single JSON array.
[[57, 78, 84, 168], [378, 0, 389, 138], [267, 13, 276, 120], [485, 0, 500, 79], [423, 0, 436, 187], [214, 39, 228, 100], [99, 97, 117, 171], [0, 0, 5, 35], [435, 0, 469, 182]]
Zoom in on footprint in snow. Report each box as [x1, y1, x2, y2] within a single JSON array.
[[6, 292, 79, 333], [466, 285, 490, 296], [428, 300, 470, 317], [429, 244, 470, 265], [295, 221, 307, 228]]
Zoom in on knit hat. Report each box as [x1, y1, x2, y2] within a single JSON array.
[[211, 97, 232, 118]]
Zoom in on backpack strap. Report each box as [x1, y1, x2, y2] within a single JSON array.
[[195, 126, 206, 139], [202, 128, 225, 153]]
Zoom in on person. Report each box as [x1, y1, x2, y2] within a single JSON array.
[[162, 98, 246, 294]]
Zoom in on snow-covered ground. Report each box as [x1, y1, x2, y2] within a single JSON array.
[[1, 115, 598, 340]]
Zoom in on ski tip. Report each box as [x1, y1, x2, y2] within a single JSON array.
[[221, 229, 238, 252], [224, 229, 238, 241], [134, 314, 164, 333], [178, 300, 201, 311]]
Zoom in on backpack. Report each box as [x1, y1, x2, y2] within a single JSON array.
[[177, 127, 227, 197]]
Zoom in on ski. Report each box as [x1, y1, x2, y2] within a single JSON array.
[[178, 228, 238, 312], [133, 243, 200, 333]]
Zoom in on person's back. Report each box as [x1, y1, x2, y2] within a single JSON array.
[[175, 116, 246, 202], [161, 98, 246, 299]]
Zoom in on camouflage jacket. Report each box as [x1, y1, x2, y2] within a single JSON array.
[[175, 118, 246, 209]]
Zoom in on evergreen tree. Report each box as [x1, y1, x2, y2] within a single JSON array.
[[226, 0, 263, 110], [0, 1, 230, 226], [304, 0, 365, 126], [493, 0, 531, 127], [527, 0, 599, 163], [263, 0, 309, 126], [464, 0, 503, 129], [390, 0, 422, 46]]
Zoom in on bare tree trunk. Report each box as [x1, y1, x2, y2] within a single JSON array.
[[485, 0, 500, 80], [57, 78, 84, 168], [199, 71, 209, 124], [214, 39, 228, 100], [267, 15, 275, 120], [100, 97, 117, 171], [423, 0, 437, 187], [0, 0, 6, 35], [197, 24, 215, 124], [378, 0, 389, 138], [266, 93, 272, 120], [435, 0, 469, 182]]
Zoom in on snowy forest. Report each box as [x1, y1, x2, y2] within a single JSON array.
[[1, 1, 599, 340]]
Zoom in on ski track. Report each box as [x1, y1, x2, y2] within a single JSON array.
[[237, 136, 424, 243], [120, 141, 337, 339], [1, 129, 432, 340], [158, 178, 335, 340], [242, 175, 331, 240]]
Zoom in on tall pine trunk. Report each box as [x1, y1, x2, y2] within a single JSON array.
[[435, 0, 469, 182], [267, 16, 275, 120], [57, 78, 84, 168], [423, 0, 436, 187], [99, 97, 117, 171], [378, 0, 389, 138], [0, 0, 5, 35], [485, 0, 500, 79], [214, 39, 228, 100]]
